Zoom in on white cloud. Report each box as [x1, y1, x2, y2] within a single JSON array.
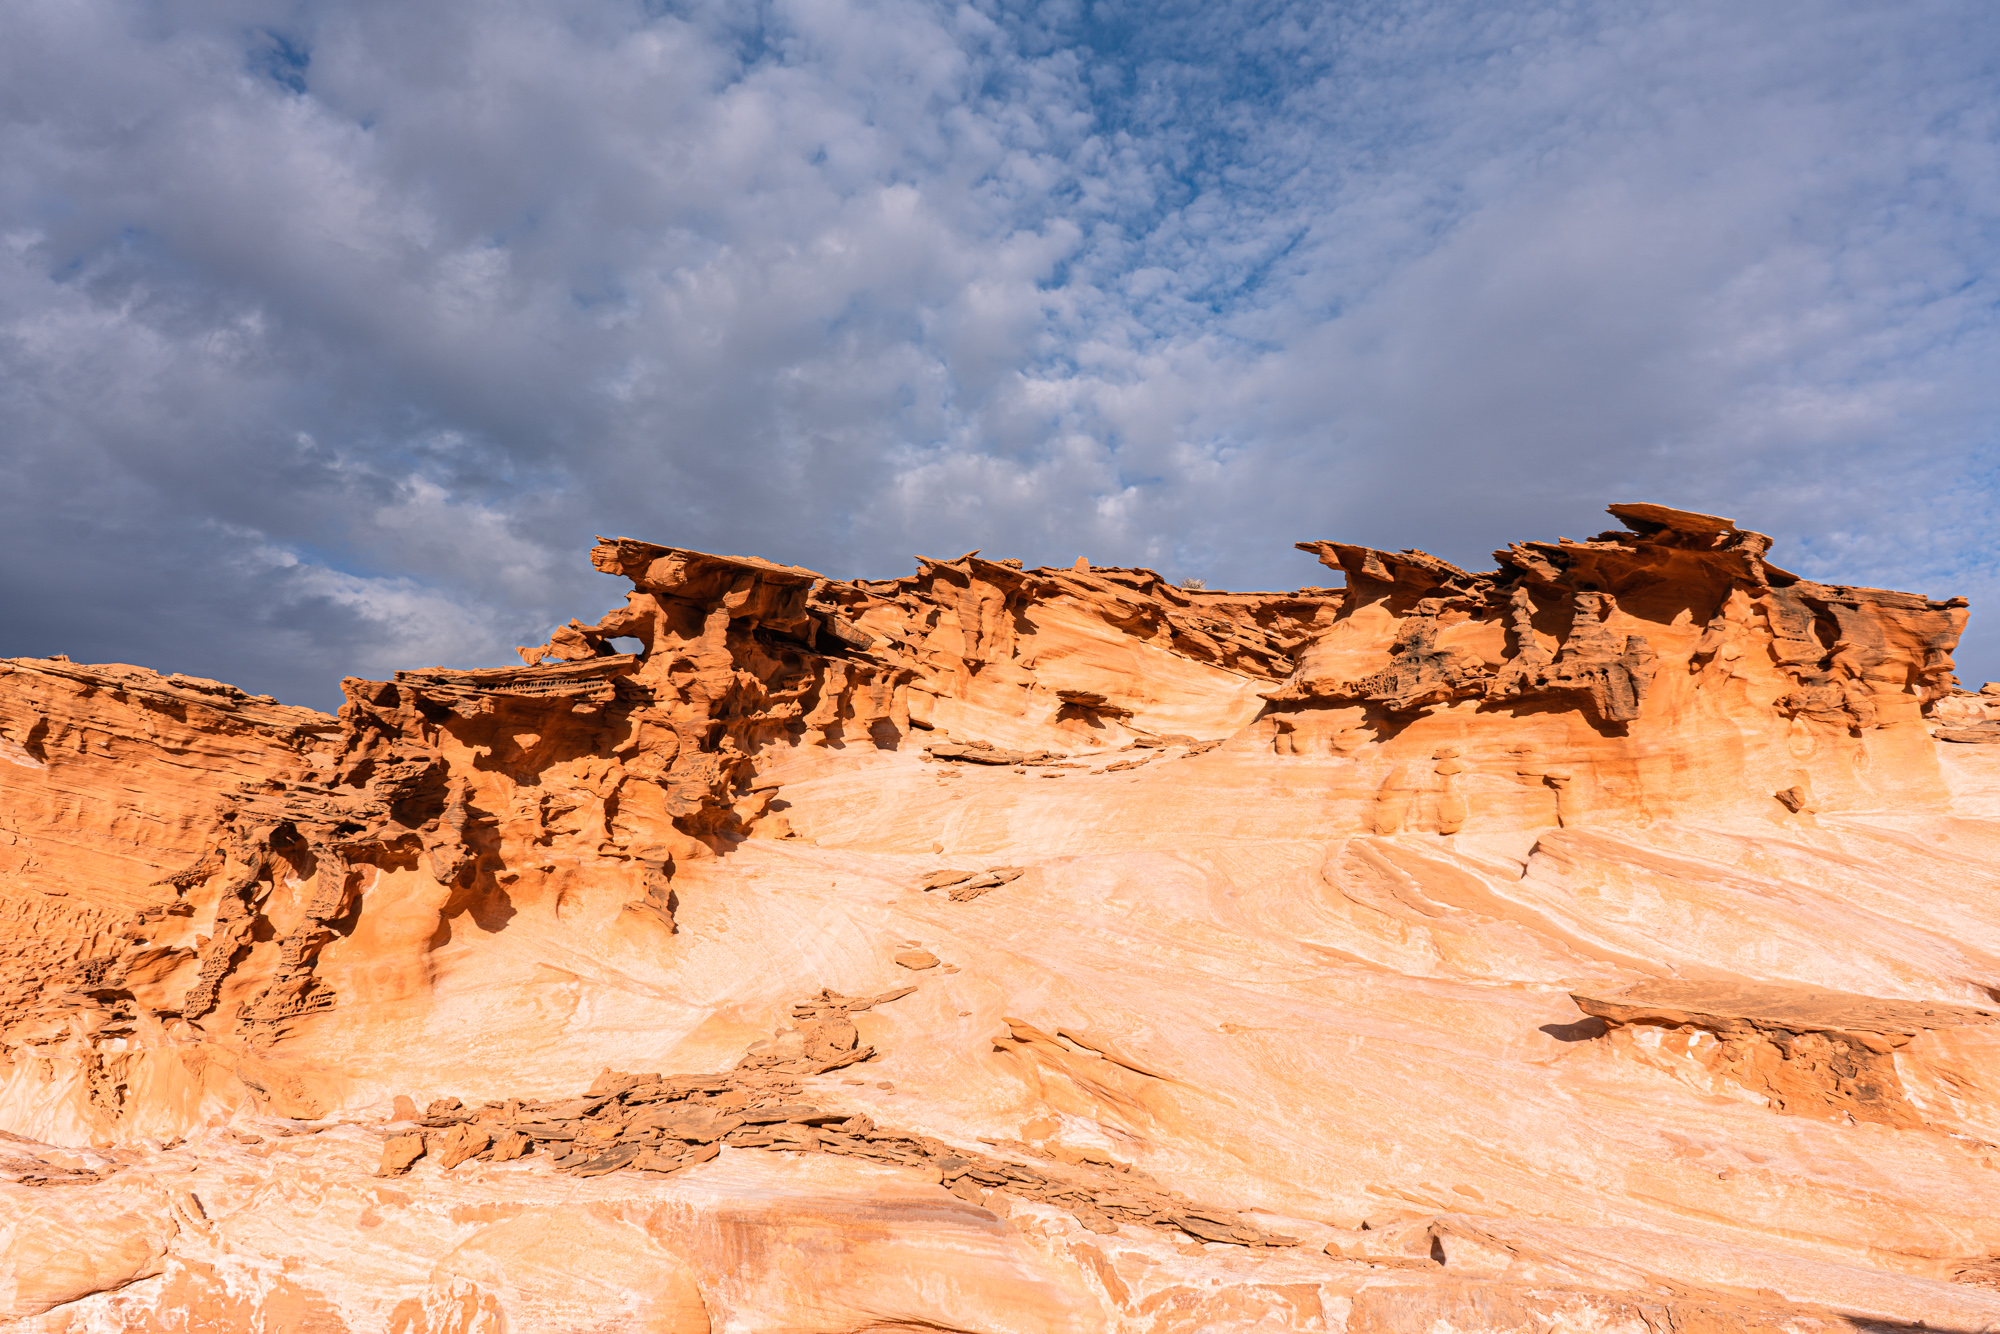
[[2, 0, 1998, 703]]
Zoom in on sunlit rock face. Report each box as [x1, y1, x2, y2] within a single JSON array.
[[5, 503, 2000, 1332]]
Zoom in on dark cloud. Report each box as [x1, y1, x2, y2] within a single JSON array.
[[3, 0, 1998, 708]]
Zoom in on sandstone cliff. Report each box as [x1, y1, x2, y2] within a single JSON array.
[[4, 503, 2000, 1332]]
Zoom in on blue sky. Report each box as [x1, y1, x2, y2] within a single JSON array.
[[4, 0, 1998, 706]]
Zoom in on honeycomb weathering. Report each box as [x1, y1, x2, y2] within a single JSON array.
[[6, 502, 2000, 1330]]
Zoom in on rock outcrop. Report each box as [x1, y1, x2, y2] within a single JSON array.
[[1277, 503, 1967, 831], [5, 503, 2000, 1331]]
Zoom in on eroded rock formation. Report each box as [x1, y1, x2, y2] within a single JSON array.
[[5, 503, 2000, 1331]]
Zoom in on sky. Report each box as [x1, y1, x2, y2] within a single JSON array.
[[3, 0, 1999, 708]]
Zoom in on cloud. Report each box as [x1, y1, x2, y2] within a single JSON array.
[[2, 0, 1998, 706]]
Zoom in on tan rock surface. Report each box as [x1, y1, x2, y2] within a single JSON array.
[[5, 503, 2000, 1330]]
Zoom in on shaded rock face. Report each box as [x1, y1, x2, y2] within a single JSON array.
[[4, 502, 2000, 1331]]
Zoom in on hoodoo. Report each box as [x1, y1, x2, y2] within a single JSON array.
[[4, 503, 2000, 1330]]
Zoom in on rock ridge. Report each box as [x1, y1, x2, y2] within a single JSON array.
[[5, 502, 2000, 1331]]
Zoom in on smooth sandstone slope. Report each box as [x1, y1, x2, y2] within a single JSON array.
[[4, 504, 2000, 1332]]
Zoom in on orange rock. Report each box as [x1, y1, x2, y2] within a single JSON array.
[[375, 1133, 425, 1177], [432, 1122, 493, 1170], [7, 503, 2000, 1332]]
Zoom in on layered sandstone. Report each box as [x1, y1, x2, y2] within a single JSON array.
[[5, 504, 2000, 1332]]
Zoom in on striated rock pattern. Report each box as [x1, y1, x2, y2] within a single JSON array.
[[5, 503, 2000, 1331]]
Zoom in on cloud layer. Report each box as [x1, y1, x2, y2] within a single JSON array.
[[4, 0, 1998, 705]]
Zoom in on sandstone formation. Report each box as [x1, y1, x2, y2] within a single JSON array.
[[5, 503, 2000, 1331]]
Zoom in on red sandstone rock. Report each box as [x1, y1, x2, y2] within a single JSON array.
[[432, 1121, 492, 1169], [375, 1133, 426, 1177], [5, 503, 2000, 1331]]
